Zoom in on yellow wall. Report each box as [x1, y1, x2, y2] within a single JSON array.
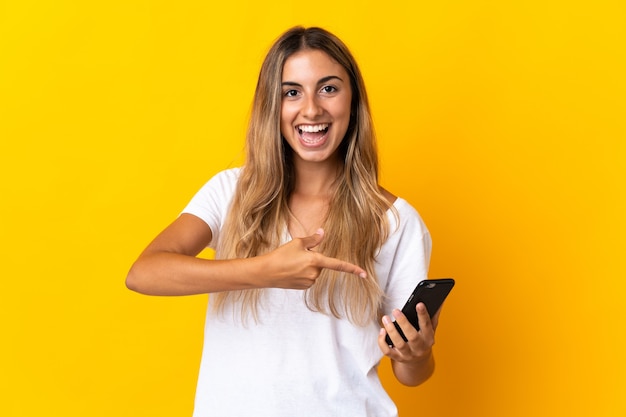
[[1, 1, 624, 416]]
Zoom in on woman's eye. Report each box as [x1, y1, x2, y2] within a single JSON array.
[[321, 86, 337, 93], [284, 89, 298, 97]]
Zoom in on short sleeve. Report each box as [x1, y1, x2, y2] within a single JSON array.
[[376, 198, 432, 316], [181, 168, 241, 250]]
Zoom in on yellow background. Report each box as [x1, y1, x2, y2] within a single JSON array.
[[1, 0, 625, 416]]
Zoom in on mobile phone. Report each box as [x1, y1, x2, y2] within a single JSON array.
[[385, 278, 455, 347]]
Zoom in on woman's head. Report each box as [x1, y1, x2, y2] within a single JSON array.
[[247, 27, 376, 176]]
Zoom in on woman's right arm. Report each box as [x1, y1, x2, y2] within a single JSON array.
[[126, 214, 268, 295], [126, 214, 367, 296]]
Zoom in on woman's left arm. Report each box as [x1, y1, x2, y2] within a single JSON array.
[[378, 302, 442, 386]]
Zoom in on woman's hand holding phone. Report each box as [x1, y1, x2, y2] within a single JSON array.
[[378, 302, 438, 361], [377, 278, 454, 386], [378, 302, 441, 387]]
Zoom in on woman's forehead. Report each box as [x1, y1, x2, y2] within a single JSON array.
[[282, 49, 348, 82]]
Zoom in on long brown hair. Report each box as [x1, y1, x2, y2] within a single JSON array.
[[213, 27, 394, 325]]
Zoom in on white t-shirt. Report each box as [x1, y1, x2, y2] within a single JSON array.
[[183, 168, 431, 417]]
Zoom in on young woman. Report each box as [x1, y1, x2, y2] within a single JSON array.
[[127, 26, 439, 417]]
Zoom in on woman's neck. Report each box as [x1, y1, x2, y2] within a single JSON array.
[[292, 156, 342, 197]]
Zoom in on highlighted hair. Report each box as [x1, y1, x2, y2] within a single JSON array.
[[213, 27, 394, 326]]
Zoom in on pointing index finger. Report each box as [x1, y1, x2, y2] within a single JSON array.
[[316, 254, 367, 278]]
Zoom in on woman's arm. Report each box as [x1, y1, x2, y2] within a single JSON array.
[[126, 214, 259, 295], [126, 214, 366, 296]]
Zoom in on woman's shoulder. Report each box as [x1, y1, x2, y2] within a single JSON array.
[[201, 166, 243, 190], [379, 187, 428, 232], [213, 166, 243, 181], [186, 167, 243, 204], [379, 186, 397, 206], [379, 186, 414, 216]]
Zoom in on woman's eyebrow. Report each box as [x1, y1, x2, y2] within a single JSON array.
[[318, 75, 343, 84], [281, 75, 344, 88], [281, 81, 302, 87]]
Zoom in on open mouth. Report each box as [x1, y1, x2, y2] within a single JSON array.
[[297, 123, 329, 145]]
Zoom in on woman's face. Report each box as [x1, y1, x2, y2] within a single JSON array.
[[280, 49, 352, 166]]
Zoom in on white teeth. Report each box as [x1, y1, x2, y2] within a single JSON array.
[[298, 124, 329, 133]]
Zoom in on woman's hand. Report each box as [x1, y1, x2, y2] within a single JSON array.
[[259, 228, 367, 289], [378, 303, 442, 386]]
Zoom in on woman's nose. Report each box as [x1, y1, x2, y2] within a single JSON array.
[[302, 95, 323, 118]]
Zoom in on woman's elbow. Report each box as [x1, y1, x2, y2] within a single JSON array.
[[125, 262, 150, 294]]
